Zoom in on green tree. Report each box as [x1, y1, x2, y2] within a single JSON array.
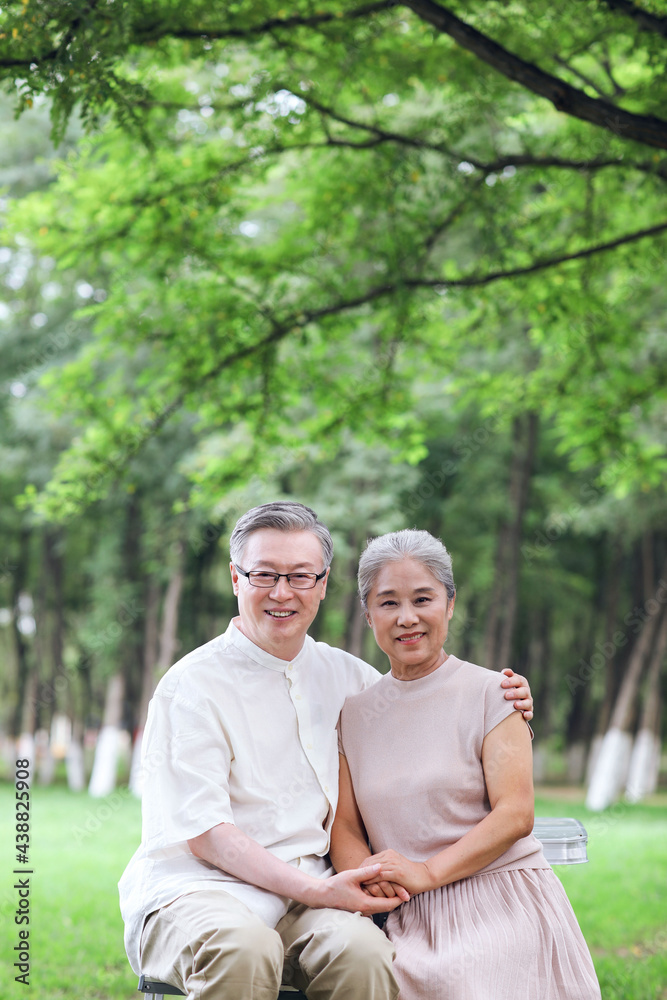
[[1, 0, 665, 517], [1, 1, 666, 805]]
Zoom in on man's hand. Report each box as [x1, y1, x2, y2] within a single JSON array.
[[189, 824, 407, 916], [501, 668, 533, 722], [320, 864, 410, 916], [360, 850, 433, 896]]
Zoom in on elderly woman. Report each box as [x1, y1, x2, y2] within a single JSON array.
[[331, 530, 600, 1000]]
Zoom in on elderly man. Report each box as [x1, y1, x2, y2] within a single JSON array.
[[119, 501, 533, 1000]]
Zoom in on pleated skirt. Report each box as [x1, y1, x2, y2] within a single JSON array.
[[383, 868, 601, 1000]]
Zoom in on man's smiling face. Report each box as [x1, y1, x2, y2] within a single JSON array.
[[230, 528, 329, 661]]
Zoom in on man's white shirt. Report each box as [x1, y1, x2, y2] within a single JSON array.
[[119, 620, 380, 973]]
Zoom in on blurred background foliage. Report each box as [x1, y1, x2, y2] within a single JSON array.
[[0, 0, 666, 797]]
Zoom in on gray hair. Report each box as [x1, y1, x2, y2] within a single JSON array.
[[230, 501, 334, 568], [358, 529, 456, 610]]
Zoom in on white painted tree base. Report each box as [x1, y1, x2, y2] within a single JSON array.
[[66, 741, 86, 791], [88, 726, 120, 798], [35, 729, 54, 785], [566, 741, 587, 784], [585, 728, 632, 811], [17, 733, 35, 784], [585, 734, 604, 784], [129, 729, 144, 798], [38, 749, 56, 785], [625, 729, 661, 803]]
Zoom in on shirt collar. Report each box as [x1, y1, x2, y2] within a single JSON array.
[[227, 618, 311, 673]]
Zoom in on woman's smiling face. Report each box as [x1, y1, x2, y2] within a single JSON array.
[[366, 557, 454, 680]]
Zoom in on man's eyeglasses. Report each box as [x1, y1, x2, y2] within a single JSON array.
[[235, 567, 327, 590]]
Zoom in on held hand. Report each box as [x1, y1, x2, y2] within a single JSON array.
[[322, 864, 410, 915], [501, 668, 534, 722], [361, 850, 434, 895], [363, 879, 406, 899]]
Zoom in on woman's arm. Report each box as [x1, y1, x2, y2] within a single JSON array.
[[362, 712, 535, 895], [330, 753, 371, 871], [330, 753, 409, 900]]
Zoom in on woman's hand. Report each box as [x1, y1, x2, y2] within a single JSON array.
[[361, 850, 434, 895], [362, 878, 408, 899], [320, 863, 410, 914]]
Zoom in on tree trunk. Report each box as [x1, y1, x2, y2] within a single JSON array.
[[130, 548, 185, 797], [120, 492, 146, 736], [457, 595, 476, 663], [129, 576, 160, 799], [596, 539, 624, 734], [574, 542, 624, 783], [625, 607, 667, 802], [157, 546, 185, 675], [17, 672, 37, 784], [344, 564, 365, 661], [34, 528, 66, 784], [566, 741, 588, 785], [65, 717, 86, 792], [10, 527, 33, 740], [88, 673, 125, 798], [566, 614, 595, 759], [530, 606, 552, 735], [483, 412, 538, 673], [45, 528, 65, 715], [586, 556, 667, 810]]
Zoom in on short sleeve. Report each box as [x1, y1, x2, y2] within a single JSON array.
[[482, 672, 518, 738], [357, 658, 382, 693], [141, 689, 235, 852]]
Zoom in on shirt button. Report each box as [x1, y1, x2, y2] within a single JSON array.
[[295, 694, 301, 700], [307, 743, 313, 749]]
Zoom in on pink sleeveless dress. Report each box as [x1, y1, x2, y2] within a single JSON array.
[[339, 655, 601, 1000]]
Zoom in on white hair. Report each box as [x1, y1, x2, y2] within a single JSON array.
[[358, 529, 456, 610]]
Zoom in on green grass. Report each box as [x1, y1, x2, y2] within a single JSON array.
[[1, 783, 141, 1000], [0, 783, 666, 998], [536, 788, 667, 1000]]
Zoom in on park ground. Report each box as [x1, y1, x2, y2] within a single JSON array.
[[0, 784, 666, 999]]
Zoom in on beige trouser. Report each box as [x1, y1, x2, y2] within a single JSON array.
[[140, 888, 398, 1000]]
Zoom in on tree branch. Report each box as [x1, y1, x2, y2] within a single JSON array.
[[133, 1, 397, 44], [0, 1, 398, 72], [297, 90, 459, 156], [82, 217, 667, 478], [402, 0, 667, 149], [603, 0, 667, 37], [287, 219, 667, 317], [161, 221, 667, 433], [297, 91, 667, 176], [459, 151, 667, 176], [412, 220, 667, 289], [553, 55, 612, 100]]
